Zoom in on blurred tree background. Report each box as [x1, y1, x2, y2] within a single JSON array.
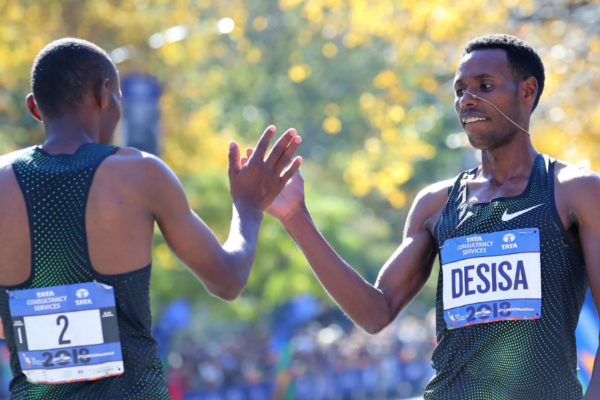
[[1, 0, 599, 326]]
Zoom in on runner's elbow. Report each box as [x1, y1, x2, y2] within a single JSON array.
[[362, 324, 384, 335], [361, 315, 393, 335], [213, 289, 241, 302], [201, 253, 252, 301], [207, 281, 245, 301], [211, 265, 249, 301], [355, 302, 395, 334]]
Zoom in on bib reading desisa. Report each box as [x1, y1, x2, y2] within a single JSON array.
[[440, 228, 542, 329]]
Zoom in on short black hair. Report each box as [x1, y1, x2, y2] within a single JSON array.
[[463, 34, 545, 111], [31, 38, 116, 118]]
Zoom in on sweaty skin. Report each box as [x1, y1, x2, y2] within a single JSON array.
[[267, 49, 600, 399]]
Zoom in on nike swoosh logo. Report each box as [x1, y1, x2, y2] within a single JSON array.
[[501, 204, 544, 222]]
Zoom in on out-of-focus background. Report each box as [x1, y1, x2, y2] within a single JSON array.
[[0, 0, 599, 398]]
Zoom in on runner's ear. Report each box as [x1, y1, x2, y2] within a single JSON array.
[[26, 94, 42, 122], [520, 76, 538, 113], [94, 78, 111, 110]]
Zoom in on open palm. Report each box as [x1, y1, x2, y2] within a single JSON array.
[[228, 126, 302, 211], [266, 171, 306, 222]]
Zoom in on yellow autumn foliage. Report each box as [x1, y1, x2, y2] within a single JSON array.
[[0, 0, 598, 211]]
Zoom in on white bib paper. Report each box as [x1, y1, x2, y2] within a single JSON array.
[[441, 228, 542, 329], [9, 282, 124, 384]]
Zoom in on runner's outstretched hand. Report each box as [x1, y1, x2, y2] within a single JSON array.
[[266, 171, 307, 223], [228, 125, 302, 213]]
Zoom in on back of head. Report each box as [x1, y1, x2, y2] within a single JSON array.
[[31, 38, 116, 119], [463, 33, 545, 111]]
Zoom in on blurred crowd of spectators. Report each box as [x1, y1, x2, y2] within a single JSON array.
[[165, 306, 437, 400], [0, 300, 437, 400]]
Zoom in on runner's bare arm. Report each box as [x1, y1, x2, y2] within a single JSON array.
[[556, 164, 600, 400], [268, 173, 450, 333], [148, 126, 301, 301]]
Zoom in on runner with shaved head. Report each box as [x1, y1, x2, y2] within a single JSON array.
[[0, 37, 301, 399]]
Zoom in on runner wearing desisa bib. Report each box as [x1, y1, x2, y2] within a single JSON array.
[[266, 34, 600, 399], [429, 153, 587, 398]]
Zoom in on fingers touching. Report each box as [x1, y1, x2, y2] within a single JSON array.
[[264, 128, 299, 170], [272, 133, 302, 175], [243, 125, 303, 179], [241, 147, 253, 166], [249, 125, 277, 162], [280, 155, 303, 183], [228, 125, 303, 211]]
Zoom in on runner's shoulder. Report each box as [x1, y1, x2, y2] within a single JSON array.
[[554, 158, 600, 192], [413, 177, 455, 212], [108, 146, 162, 164], [553, 158, 600, 218], [98, 146, 181, 194], [103, 146, 173, 176], [408, 177, 456, 229], [0, 146, 36, 180]]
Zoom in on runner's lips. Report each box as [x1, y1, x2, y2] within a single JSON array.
[[462, 115, 488, 124]]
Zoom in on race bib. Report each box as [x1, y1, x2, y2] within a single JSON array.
[[8, 281, 124, 384], [440, 228, 541, 329]]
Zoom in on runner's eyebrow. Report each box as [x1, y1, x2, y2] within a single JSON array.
[[454, 74, 496, 88]]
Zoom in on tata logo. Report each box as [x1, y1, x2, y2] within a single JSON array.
[[75, 288, 89, 298], [503, 233, 516, 243]]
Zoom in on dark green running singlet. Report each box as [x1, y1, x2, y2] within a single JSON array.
[[424, 154, 587, 400], [0, 143, 170, 399]]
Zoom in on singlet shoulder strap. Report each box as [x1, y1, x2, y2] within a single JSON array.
[[446, 167, 478, 213], [434, 167, 477, 243], [522, 153, 552, 199], [542, 153, 556, 189]]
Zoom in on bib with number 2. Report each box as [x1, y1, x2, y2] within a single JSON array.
[[8, 281, 124, 384]]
